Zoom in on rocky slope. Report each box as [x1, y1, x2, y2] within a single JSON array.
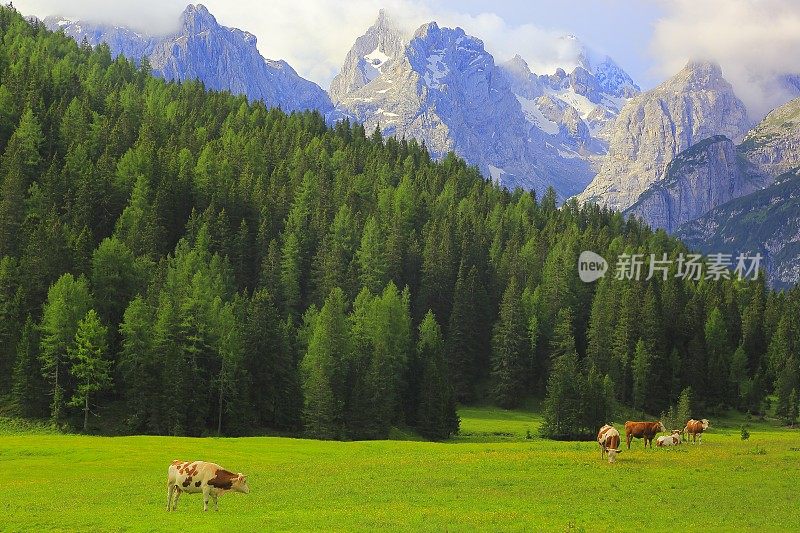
[[577, 62, 750, 211], [624, 136, 768, 232], [45, 5, 332, 113], [738, 97, 800, 177], [677, 168, 800, 288], [624, 97, 800, 232]]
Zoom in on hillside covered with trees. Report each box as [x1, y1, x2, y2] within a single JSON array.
[[1, 7, 798, 439]]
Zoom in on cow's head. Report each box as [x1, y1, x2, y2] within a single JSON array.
[[700, 419, 710, 430], [233, 474, 250, 494], [607, 448, 622, 463], [657, 421, 667, 433]]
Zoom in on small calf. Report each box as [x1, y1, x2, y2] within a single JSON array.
[[656, 430, 682, 447], [167, 460, 250, 511]]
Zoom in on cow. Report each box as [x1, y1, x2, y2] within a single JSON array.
[[684, 418, 710, 444], [167, 460, 250, 511], [597, 424, 623, 463], [656, 430, 682, 447], [624, 420, 667, 449]]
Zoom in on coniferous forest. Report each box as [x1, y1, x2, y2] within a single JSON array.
[[1, 7, 799, 440]]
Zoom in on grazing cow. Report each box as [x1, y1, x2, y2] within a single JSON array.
[[597, 424, 623, 463], [167, 460, 250, 511], [684, 418, 710, 444], [656, 430, 682, 447], [624, 420, 667, 449]]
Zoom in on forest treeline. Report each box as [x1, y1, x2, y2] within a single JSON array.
[[0, 7, 798, 439]]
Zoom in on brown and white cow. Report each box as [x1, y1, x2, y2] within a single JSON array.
[[624, 420, 667, 449], [656, 430, 682, 447], [597, 424, 623, 463], [684, 418, 710, 444], [167, 460, 250, 511]]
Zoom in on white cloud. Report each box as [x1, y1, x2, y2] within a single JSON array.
[[651, 0, 800, 119], [15, 0, 589, 89]]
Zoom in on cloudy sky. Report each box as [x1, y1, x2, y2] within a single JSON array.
[[15, 0, 800, 117]]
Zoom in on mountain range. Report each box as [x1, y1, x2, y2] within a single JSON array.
[[43, 4, 800, 285]]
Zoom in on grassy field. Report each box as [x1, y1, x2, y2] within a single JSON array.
[[1, 408, 799, 532]]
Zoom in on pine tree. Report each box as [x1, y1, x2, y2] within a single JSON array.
[[68, 309, 112, 431], [300, 287, 349, 438], [787, 389, 799, 427], [12, 315, 46, 417], [632, 339, 650, 412], [245, 289, 301, 430], [0, 108, 43, 257], [491, 278, 529, 408], [775, 355, 799, 421], [540, 349, 584, 440], [705, 307, 731, 407], [39, 274, 92, 425], [676, 387, 692, 427], [118, 296, 157, 432], [356, 216, 388, 295], [415, 311, 459, 440], [445, 263, 489, 401]]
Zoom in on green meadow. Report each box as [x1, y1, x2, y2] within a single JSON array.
[[1, 408, 798, 532]]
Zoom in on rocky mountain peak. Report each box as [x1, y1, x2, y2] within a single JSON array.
[[577, 60, 750, 210], [180, 4, 217, 32], [328, 10, 406, 103]]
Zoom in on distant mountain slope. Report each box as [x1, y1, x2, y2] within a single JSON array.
[[624, 97, 800, 233], [624, 135, 768, 233], [45, 4, 332, 113], [677, 168, 800, 288], [577, 62, 750, 210]]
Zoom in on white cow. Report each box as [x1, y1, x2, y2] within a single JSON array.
[[167, 460, 250, 511], [656, 431, 682, 447]]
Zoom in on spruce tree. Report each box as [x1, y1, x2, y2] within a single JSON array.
[[68, 309, 112, 431], [415, 311, 459, 440], [491, 278, 529, 408], [39, 274, 92, 425], [632, 339, 650, 412]]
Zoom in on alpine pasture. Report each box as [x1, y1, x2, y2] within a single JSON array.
[[2, 408, 798, 532]]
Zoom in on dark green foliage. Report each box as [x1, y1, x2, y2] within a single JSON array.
[[415, 311, 459, 440], [491, 278, 529, 408], [0, 7, 794, 439]]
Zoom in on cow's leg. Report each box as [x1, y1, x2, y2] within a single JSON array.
[[212, 493, 219, 511], [203, 486, 211, 512], [626, 434, 632, 450], [698, 433, 702, 445], [167, 483, 174, 511], [173, 489, 181, 511]]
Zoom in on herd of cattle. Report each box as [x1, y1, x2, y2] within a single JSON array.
[[164, 419, 710, 511], [597, 419, 710, 463]]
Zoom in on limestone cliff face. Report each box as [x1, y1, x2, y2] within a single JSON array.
[[677, 169, 800, 288], [738, 97, 800, 177], [624, 136, 768, 233], [577, 62, 750, 210]]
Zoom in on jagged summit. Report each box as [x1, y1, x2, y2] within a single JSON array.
[[328, 10, 406, 104], [577, 60, 750, 210], [180, 4, 217, 30]]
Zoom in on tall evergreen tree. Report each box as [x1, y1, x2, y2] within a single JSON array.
[[415, 311, 459, 440], [491, 278, 529, 408], [39, 274, 92, 425], [68, 309, 112, 431]]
